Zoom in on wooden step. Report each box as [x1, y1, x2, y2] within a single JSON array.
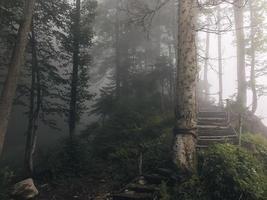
[[198, 125, 233, 132], [198, 105, 223, 111], [198, 117, 227, 125], [198, 111, 227, 118], [197, 137, 238, 146], [197, 125, 229, 129], [143, 174, 168, 185], [152, 168, 175, 178], [112, 192, 154, 200], [198, 122, 227, 126], [198, 117, 227, 121], [196, 145, 209, 148], [198, 135, 237, 139], [125, 184, 159, 193], [198, 127, 236, 137]]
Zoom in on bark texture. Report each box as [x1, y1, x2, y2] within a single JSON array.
[[24, 24, 41, 176], [173, 0, 197, 173], [249, 0, 257, 114], [115, 0, 121, 98], [217, 6, 223, 107], [233, 0, 246, 108], [69, 0, 81, 139], [204, 23, 210, 101], [0, 0, 36, 156]]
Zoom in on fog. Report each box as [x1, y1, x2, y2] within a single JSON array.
[[0, 0, 266, 199], [1, 0, 266, 163]]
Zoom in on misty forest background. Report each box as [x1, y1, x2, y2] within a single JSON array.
[[0, 0, 267, 200]]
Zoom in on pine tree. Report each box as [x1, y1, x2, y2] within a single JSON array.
[[172, 0, 198, 173], [217, 5, 223, 107], [233, 0, 247, 108], [0, 0, 36, 156], [247, 0, 267, 113], [22, 0, 70, 176], [66, 0, 96, 139]]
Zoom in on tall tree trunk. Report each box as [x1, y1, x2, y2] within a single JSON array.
[[24, 23, 40, 176], [0, 0, 36, 156], [160, 78, 165, 113], [69, 0, 81, 139], [171, 0, 178, 106], [233, 0, 246, 108], [115, 0, 121, 98], [217, 6, 223, 107], [249, 0, 257, 114], [204, 23, 210, 101], [173, 0, 197, 173], [168, 44, 174, 107]]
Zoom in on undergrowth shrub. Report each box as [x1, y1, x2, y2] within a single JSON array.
[[242, 133, 267, 198], [36, 138, 93, 180], [175, 140, 266, 200], [198, 144, 266, 200], [159, 181, 171, 200], [242, 133, 267, 169], [175, 175, 207, 200], [88, 110, 174, 185]]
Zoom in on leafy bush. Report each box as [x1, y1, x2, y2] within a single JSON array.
[[36, 138, 93, 180], [175, 175, 208, 200], [242, 133, 267, 169], [87, 103, 174, 183], [175, 140, 267, 200], [242, 133, 267, 198], [198, 144, 266, 200], [159, 181, 171, 200]]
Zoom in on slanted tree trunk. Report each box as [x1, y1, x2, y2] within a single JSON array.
[[115, 0, 121, 98], [69, 0, 81, 139], [24, 23, 41, 176], [233, 0, 246, 108], [0, 0, 36, 156], [217, 6, 223, 107], [249, 0, 257, 114], [204, 23, 210, 101], [173, 0, 197, 173]]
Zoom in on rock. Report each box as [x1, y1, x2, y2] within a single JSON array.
[[137, 176, 146, 185], [12, 178, 39, 199]]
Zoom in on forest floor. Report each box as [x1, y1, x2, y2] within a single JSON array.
[[37, 176, 112, 200]]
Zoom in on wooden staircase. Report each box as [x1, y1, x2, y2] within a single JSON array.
[[197, 106, 239, 148], [109, 106, 238, 200]]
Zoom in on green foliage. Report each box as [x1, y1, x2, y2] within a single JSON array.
[[89, 60, 175, 182], [242, 133, 267, 197], [88, 108, 173, 183], [63, 0, 97, 122], [37, 138, 93, 179], [198, 144, 266, 200], [175, 175, 208, 200], [159, 181, 171, 200], [173, 136, 267, 200], [35, 53, 175, 185]]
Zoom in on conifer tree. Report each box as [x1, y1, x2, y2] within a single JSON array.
[[0, 0, 36, 156]]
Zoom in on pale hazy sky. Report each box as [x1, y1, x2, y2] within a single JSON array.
[[199, 25, 267, 125]]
